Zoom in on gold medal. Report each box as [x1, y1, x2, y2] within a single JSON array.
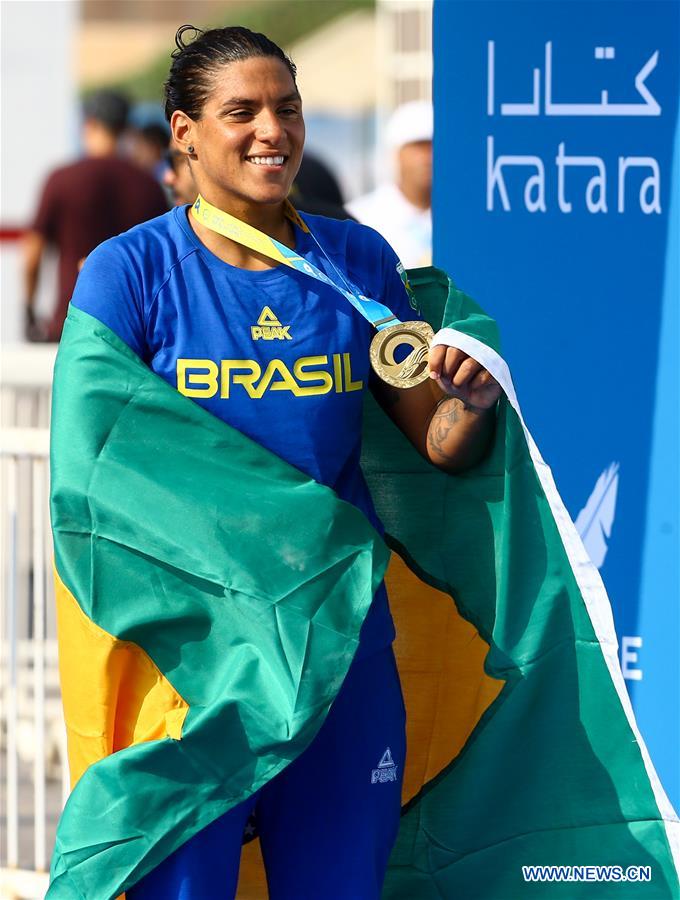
[[370, 320, 434, 389]]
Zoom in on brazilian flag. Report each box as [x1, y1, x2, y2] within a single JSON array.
[[49, 269, 679, 898]]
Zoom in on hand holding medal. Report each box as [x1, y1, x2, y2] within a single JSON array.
[[370, 319, 501, 411], [427, 343, 502, 410]]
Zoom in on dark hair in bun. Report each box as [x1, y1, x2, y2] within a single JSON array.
[[164, 24, 297, 122]]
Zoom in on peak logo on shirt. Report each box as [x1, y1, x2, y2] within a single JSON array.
[[251, 306, 292, 341]]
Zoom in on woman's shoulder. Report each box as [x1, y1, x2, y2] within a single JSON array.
[[83, 207, 195, 286], [299, 211, 397, 261], [97, 207, 184, 259], [72, 209, 189, 354]]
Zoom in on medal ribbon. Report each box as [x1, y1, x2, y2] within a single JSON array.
[[191, 194, 401, 331]]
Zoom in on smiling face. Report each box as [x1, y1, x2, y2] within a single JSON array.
[[171, 56, 305, 214]]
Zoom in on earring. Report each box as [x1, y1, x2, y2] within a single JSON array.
[[187, 145, 195, 154]]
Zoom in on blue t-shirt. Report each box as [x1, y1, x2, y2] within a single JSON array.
[[71, 205, 420, 658]]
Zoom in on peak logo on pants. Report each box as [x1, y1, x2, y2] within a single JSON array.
[[371, 747, 398, 783]]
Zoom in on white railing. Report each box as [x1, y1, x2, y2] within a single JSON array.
[[0, 344, 56, 431], [1, 347, 63, 899]]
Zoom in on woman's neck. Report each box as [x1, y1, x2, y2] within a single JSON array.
[[189, 191, 294, 270]]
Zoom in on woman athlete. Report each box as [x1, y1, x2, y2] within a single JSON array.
[[69, 25, 501, 900]]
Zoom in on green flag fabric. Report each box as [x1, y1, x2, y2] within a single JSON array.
[[366, 269, 680, 898], [49, 269, 679, 899]]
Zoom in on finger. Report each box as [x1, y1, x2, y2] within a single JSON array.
[[470, 368, 496, 390], [428, 344, 448, 379], [440, 347, 469, 382], [452, 357, 483, 388]]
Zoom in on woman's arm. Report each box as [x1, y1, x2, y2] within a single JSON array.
[[371, 344, 501, 473]]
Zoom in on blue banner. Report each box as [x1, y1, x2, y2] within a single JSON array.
[[433, 0, 679, 808]]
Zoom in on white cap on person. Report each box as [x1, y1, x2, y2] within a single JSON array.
[[385, 100, 434, 151]]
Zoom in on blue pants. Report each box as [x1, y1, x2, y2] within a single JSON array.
[[128, 645, 407, 899]]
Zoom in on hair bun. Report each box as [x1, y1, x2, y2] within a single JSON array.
[[172, 24, 204, 58]]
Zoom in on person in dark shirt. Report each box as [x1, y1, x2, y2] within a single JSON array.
[[22, 90, 168, 341], [289, 152, 354, 220]]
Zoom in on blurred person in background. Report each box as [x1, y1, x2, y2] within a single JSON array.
[[22, 89, 168, 342], [126, 122, 172, 182], [163, 138, 198, 206], [348, 100, 432, 268], [289, 152, 353, 219]]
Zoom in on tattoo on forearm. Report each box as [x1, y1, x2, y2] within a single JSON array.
[[427, 397, 464, 460]]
